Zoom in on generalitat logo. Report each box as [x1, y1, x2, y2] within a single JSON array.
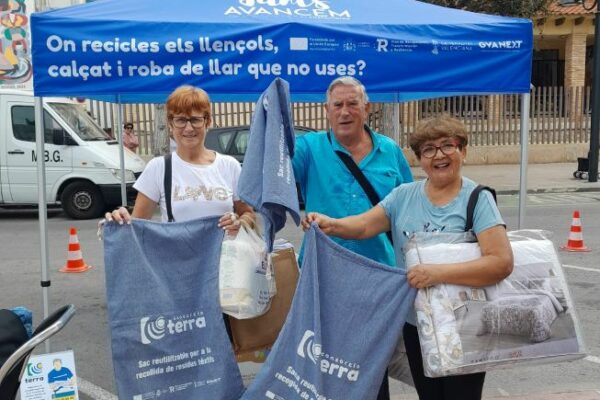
[[297, 330, 360, 381], [140, 312, 206, 344]]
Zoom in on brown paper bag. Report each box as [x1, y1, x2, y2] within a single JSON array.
[[229, 247, 299, 355]]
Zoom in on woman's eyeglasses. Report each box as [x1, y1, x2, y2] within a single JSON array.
[[171, 116, 206, 128], [420, 142, 461, 159]]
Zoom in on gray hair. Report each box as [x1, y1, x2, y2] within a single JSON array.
[[325, 76, 369, 104]]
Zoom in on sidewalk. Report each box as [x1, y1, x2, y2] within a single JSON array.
[[410, 162, 600, 195], [391, 391, 600, 400]]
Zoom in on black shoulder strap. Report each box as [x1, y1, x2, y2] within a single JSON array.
[[163, 153, 175, 222], [327, 131, 393, 244], [465, 184, 497, 232]]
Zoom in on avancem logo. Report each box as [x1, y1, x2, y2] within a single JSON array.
[[140, 312, 206, 344], [224, 0, 351, 20], [297, 330, 360, 381]]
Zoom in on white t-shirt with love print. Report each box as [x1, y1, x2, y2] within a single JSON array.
[[134, 151, 241, 222]]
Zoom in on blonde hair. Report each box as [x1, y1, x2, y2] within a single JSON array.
[[409, 114, 468, 159]]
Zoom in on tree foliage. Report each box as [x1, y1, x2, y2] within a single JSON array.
[[423, 0, 548, 18]]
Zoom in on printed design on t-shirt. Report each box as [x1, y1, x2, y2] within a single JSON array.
[[172, 184, 232, 202], [402, 222, 446, 238]]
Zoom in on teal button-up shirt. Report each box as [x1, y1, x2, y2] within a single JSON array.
[[293, 128, 413, 266]]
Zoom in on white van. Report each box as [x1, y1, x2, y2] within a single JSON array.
[[0, 89, 146, 219]]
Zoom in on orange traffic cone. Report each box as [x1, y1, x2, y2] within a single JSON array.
[[60, 227, 92, 273], [561, 211, 591, 252]]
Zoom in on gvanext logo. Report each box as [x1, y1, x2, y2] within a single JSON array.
[[140, 312, 206, 344], [297, 330, 360, 381], [224, 0, 351, 20], [479, 40, 523, 49]]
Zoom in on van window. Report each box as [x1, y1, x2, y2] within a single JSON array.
[[11, 106, 65, 144], [48, 103, 109, 141]]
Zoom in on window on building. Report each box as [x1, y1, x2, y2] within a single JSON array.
[[532, 49, 564, 87]]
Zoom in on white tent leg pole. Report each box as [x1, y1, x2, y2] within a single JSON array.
[[116, 97, 127, 206], [518, 93, 530, 229], [35, 96, 51, 352]]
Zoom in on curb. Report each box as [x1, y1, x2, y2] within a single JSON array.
[[484, 390, 600, 400], [496, 187, 600, 195], [392, 390, 600, 400]]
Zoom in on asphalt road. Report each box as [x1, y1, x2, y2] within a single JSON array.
[[1, 193, 599, 399]]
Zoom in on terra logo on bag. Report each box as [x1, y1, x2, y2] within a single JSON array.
[[140, 312, 206, 344]]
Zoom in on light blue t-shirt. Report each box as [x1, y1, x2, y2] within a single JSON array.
[[293, 129, 413, 266], [380, 177, 504, 271], [379, 178, 504, 324]]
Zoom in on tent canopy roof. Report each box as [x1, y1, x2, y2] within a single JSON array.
[[31, 0, 533, 103]]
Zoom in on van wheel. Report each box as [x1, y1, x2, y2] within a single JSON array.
[[61, 182, 105, 219]]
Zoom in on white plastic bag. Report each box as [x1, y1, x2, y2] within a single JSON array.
[[219, 225, 276, 319]]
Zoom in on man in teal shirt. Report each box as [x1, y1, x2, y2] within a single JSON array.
[[292, 77, 413, 400], [293, 76, 413, 267]]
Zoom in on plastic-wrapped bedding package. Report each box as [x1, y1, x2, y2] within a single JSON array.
[[405, 230, 586, 377]]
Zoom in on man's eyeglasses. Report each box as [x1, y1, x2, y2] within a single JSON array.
[[420, 142, 461, 159], [124, 126, 133, 130], [171, 116, 206, 128]]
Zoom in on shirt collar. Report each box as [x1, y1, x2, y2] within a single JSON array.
[[329, 125, 384, 155]]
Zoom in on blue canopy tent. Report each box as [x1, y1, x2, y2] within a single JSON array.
[[31, 0, 532, 102], [29, 0, 533, 320]]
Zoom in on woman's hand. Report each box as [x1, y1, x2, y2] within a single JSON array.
[[302, 212, 337, 234], [104, 206, 132, 225], [407, 264, 440, 289], [218, 212, 242, 235]]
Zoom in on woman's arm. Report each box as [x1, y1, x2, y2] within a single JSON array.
[[131, 192, 157, 219], [302, 205, 390, 240], [407, 225, 513, 289]]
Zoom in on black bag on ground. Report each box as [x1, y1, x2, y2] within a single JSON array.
[[0, 309, 28, 368]]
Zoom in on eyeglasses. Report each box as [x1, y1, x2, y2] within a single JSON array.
[[124, 126, 133, 130], [171, 116, 206, 128], [420, 142, 461, 159]]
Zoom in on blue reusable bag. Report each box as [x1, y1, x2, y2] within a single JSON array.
[[237, 77, 300, 251], [103, 217, 244, 400], [242, 225, 416, 400]]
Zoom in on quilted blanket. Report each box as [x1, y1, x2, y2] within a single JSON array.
[[477, 292, 563, 343], [405, 230, 585, 377]]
